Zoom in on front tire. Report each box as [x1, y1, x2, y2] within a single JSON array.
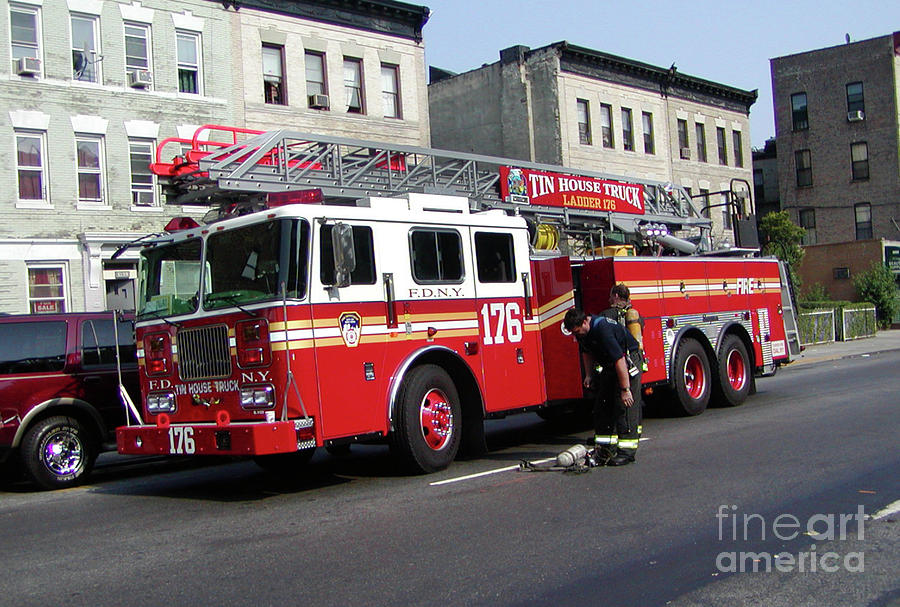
[[672, 338, 711, 416], [714, 334, 751, 407], [21, 416, 97, 490], [391, 364, 461, 473]]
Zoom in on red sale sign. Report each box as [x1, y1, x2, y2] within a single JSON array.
[[500, 167, 645, 215]]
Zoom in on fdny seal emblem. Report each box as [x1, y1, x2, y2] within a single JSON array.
[[339, 312, 362, 348]]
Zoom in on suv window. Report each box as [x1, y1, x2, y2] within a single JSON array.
[[81, 319, 137, 367], [0, 321, 67, 374]]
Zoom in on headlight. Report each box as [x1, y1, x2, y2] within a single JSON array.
[[147, 391, 176, 413], [240, 384, 275, 410]]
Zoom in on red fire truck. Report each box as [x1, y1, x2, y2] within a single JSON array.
[[116, 127, 800, 472]]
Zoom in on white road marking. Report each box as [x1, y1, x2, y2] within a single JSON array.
[[870, 499, 900, 520], [430, 438, 651, 486], [429, 459, 555, 486]]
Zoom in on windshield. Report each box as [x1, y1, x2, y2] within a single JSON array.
[[138, 238, 202, 318], [204, 219, 309, 310]]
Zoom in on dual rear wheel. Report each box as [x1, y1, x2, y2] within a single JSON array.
[[671, 334, 751, 416]]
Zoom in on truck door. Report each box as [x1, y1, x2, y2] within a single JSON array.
[[471, 229, 545, 412], [310, 222, 388, 440]]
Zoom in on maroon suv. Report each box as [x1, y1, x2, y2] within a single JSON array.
[[0, 312, 139, 489]]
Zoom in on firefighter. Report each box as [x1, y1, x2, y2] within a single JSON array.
[[564, 308, 643, 466], [603, 282, 645, 364], [602, 282, 646, 446]]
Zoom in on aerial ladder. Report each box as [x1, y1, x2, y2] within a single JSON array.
[[151, 125, 731, 255]]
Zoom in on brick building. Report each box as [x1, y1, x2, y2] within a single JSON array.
[[770, 33, 900, 246], [428, 42, 757, 248], [0, 0, 430, 314]]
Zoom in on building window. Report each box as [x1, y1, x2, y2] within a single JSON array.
[[305, 51, 326, 97], [381, 63, 401, 119], [124, 22, 150, 77], [28, 266, 67, 313], [791, 92, 808, 130], [129, 139, 155, 206], [10, 4, 41, 64], [846, 82, 864, 114], [262, 44, 286, 105], [343, 57, 364, 114], [695, 122, 707, 163], [795, 149, 812, 187], [854, 203, 872, 240], [677, 119, 689, 159], [600, 103, 614, 148], [71, 14, 99, 83], [176, 31, 201, 94], [753, 168, 765, 203], [16, 131, 46, 201], [799, 208, 816, 245], [732, 131, 744, 167], [642, 111, 654, 154], [621, 108, 634, 152], [850, 142, 869, 181], [576, 99, 591, 145], [723, 198, 733, 229], [716, 127, 728, 165], [76, 136, 104, 204], [699, 188, 710, 218]]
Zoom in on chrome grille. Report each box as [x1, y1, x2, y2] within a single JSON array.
[[177, 324, 231, 380]]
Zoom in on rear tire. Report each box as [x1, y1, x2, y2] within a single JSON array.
[[21, 416, 97, 490], [391, 364, 461, 473], [713, 334, 751, 407], [672, 338, 711, 416]]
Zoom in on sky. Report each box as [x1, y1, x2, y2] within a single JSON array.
[[421, 0, 900, 149]]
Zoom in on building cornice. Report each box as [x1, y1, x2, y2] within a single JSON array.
[[215, 0, 430, 42], [537, 41, 757, 113]]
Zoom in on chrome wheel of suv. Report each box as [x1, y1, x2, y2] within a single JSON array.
[[21, 416, 95, 490]]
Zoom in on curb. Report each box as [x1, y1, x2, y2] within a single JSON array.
[[789, 345, 900, 367]]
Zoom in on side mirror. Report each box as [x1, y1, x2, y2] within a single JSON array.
[[332, 223, 356, 288]]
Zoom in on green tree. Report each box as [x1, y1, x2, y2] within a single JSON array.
[[853, 262, 898, 329], [759, 211, 806, 289]]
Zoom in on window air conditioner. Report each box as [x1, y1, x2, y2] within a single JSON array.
[[128, 69, 153, 88], [308, 94, 330, 109], [679, 147, 691, 160], [847, 110, 865, 122], [15, 56, 41, 76]]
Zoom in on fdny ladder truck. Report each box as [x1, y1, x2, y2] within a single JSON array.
[[116, 126, 800, 472]]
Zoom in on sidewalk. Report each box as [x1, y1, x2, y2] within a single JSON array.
[[789, 328, 900, 366]]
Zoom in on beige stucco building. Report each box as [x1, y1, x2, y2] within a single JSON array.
[[429, 42, 757, 248]]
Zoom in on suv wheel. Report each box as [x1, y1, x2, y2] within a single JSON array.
[[21, 416, 97, 490]]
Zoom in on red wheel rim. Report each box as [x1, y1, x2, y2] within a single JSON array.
[[726, 349, 747, 391], [683, 353, 706, 399], [419, 389, 454, 451]]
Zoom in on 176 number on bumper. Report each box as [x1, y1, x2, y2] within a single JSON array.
[[168, 426, 195, 454]]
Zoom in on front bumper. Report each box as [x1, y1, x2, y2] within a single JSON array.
[[116, 418, 315, 456]]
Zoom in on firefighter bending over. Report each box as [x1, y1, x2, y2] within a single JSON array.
[[564, 308, 643, 466]]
